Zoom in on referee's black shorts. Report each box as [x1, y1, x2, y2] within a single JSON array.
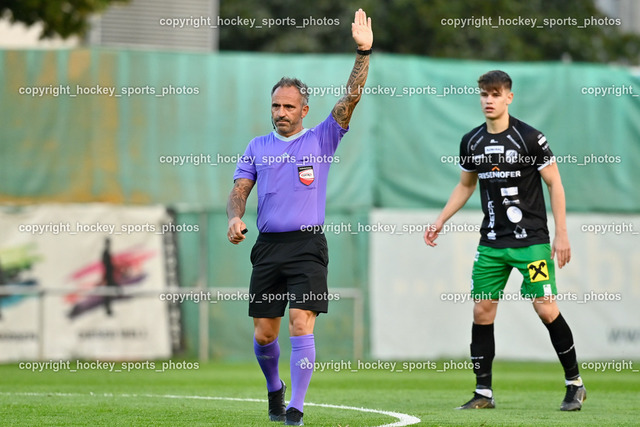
[[248, 229, 329, 318]]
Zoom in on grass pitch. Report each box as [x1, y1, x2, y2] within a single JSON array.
[[0, 360, 638, 426]]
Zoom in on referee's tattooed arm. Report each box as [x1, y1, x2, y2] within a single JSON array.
[[227, 178, 255, 244], [332, 8, 372, 129]]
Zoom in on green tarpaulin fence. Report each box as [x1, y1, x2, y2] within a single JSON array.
[[2, 49, 638, 359]]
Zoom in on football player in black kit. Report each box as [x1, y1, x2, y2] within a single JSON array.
[[425, 70, 586, 411]]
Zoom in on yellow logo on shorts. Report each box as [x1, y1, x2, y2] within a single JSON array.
[[527, 260, 549, 283]]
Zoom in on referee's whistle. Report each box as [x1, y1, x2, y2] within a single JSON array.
[[241, 228, 248, 235]]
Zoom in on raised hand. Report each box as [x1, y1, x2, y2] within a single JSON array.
[[352, 8, 373, 50]]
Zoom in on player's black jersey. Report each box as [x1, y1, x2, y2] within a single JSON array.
[[459, 116, 554, 248]]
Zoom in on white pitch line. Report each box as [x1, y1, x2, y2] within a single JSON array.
[[304, 401, 421, 427], [0, 392, 421, 426]]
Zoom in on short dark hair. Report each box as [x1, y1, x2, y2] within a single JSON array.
[[478, 70, 512, 92], [271, 77, 309, 106]]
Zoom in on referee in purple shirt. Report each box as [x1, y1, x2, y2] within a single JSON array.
[[226, 9, 373, 426]]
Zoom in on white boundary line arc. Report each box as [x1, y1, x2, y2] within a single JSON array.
[[304, 401, 421, 427], [0, 392, 421, 427]]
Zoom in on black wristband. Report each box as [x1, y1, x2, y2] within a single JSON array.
[[357, 48, 372, 56]]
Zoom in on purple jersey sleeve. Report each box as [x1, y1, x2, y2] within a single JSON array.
[[311, 113, 348, 156], [233, 142, 256, 182]]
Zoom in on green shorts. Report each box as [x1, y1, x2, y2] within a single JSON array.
[[471, 244, 557, 300]]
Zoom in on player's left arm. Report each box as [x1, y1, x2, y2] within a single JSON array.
[[332, 8, 372, 129], [540, 162, 571, 268]]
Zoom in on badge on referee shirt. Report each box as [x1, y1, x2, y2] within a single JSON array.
[[298, 166, 315, 186]]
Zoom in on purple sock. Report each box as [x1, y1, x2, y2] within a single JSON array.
[[254, 336, 282, 393], [287, 334, 315, 412]]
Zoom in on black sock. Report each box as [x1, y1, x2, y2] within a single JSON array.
[[470, 323, 495, 390], [544, 313, 580, 380]]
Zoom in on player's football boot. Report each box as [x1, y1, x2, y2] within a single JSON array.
[[456, 392, 495, 409], [284, 407, 304, 426], [560, 384, 586, 411], [267, 380, 286, 421]]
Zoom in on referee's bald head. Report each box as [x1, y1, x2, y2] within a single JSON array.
[[271, 77, 310, 106], [478, 70, 512, 93]]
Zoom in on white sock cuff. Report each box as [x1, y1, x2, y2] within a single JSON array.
[[565, 377, 583, 387], [475, 388, 493, 398]]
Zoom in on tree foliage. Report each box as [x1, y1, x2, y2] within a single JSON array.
[[2, 0, 638, 63], [0, 0, 128, 39], [219, 0, 640, 64]]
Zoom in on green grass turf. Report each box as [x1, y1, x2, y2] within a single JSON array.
[[0, 360, 638, 426]]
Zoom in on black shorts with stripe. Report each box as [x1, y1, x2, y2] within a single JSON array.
[[248, 230, 329, 318]]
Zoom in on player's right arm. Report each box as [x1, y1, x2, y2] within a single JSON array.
[[227, 178, 255, 244], [424, 171, 477, 247]]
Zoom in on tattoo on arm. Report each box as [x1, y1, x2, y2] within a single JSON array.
[[227, 178, 255, 220], [332, 53, 370, 129]]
